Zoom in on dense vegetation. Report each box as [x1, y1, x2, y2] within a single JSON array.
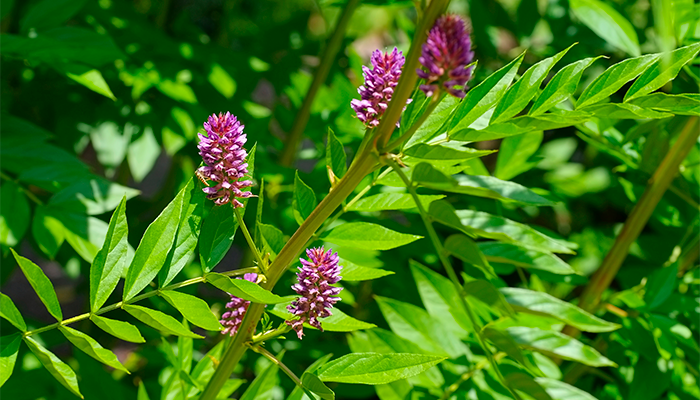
[[1, 0, 698, 400]]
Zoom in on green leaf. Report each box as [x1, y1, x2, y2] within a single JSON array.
[[156, 80, 197, 103], [375, 296, 466, 357], [208, 63, 237, 99], [160, 290, 223, 331], [529, 57, 603, 116], [326, 128, 347, 179], [462, 280, 514, 316], [137, 381, 151, 400], [455, 210, 576, 254], [317, 353, 446, 385], [624, 42, 700, 101], [414, 164, 555, 206], [482, 327, 528, 366], [576, 54, 659, 108], [490, 45, 574, 124], [58, 325, 129, 373], [159, 178, 205, 287], [122, 305, 203, 338], [452, 111, 593, 142], [506, 326, 616, 367], [347, 193, 444, 212], [0, 294, 26, 331], [53, 210, 110, 263], [322, 222, 422, 251], [627, 93, 700, 116], [495, 131, 543, 181], [443, 234, 495, 277], [20, 0, 88, 33], [404, 95, 461, 147], [500, 288, 620, 332], [123, 190, 184, 301], [0, 181, 30, 247], [0, 334, 21, 386], [301, 372, 334, 400], [478, 242, 577, 275], [24, 336, 82, 398], [47, 178, 140, 216], [581, 102, 673, 119], [644, 263, 678, 310], [32, 206, 65, 258], [293, 171, 317, 225], [127, 127, 160, 183], [90, 197, 129, 312], [534, 378, 598, 400], [507, 372, 553, 400], [409, 261, 471, 337], [570, 0, 640, 56], [340, 259, 394, 281], [449, 52, 525, 133], [258, 223, 285, 260], [11, 249, 62, 321], [269, 301, 376, 332], [90, 315, 145, 343], [288, 354, 334, 400], [403, 142, 495, 165], [66, 69, 116, 100], [239, 355, 279, 400], [206, 273, 286, 304], [199, 204, 238, 271]]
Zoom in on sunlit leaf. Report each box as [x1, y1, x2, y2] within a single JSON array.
[[317, 353, 446, 385], [24, 336, 82, 398], [11, 249, 62, 321], [322, 222, 422, 251], [123, 305, 203, 338], [58, 326, 129, 373], [570, 0, 640, 56]]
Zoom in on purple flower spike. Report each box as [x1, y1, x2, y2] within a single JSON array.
[[351, 47, 409, 128], [197, 112, 254, 207], [220, 273, 258, 336], [417, 15, 475, 98], [286, 247, 343, 339]]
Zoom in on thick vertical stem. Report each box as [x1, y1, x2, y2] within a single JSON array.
[[279, 0, 361, 166], [563, 116, 700, 336]]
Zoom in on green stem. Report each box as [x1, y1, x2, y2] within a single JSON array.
[[235, 208, 267, 273], [381, 93, 444, 152], [21, 268, 257, 338], [249, 344, 317, 399], [279, 0, 361, 166], [563, 116, 700, 337], [439, 352, 506, 400], [387, 158, 522, 400], [251, 324, 293, 344]]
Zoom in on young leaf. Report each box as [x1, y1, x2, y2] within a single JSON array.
[[122, 305, 203, 338], [66, 69, 117, 100], [326, 128, 347, 179], [506, 326, 616, 367], [206, 273, 286, 304], [24, 336, 82, 398], [534, 377, 598, 400], [32, 206, 65, 258], [414, 164, 555, 206], [293, 171, 317, 225], [529, 56, 603, 116], [0, 293, 26, 331], [0, 334, 21, 386], [159, 178, 205, 287], [199, 204, 238, 272], [347, 193, 444, 213], [570, 0, 640, 56], [270, 301, 376, 332], [490, 44, 574, 124], [375, 296, 467, 357], [11, 249, 62, 321], [500, 288, 620, 332], [90, 315, 145, 343], [624, 42, 700, 102], [301, 372, 335, 400], [123, 190, 184, 301], [576, 53, 659, 108], [449, 52, 525, 133], [160, 290, 223, 331], [340, 259, 394, 281], [58, 325, 129, 373], [317, 353, 446, 385], [322, 222, 422, 251], [0, 181, 30, 247], [478, 242, 577, 275], [90, 196, 129, 312]]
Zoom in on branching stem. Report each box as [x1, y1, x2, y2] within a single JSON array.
[[249, 344, 316, 399], [234, 207, 267, 273]]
